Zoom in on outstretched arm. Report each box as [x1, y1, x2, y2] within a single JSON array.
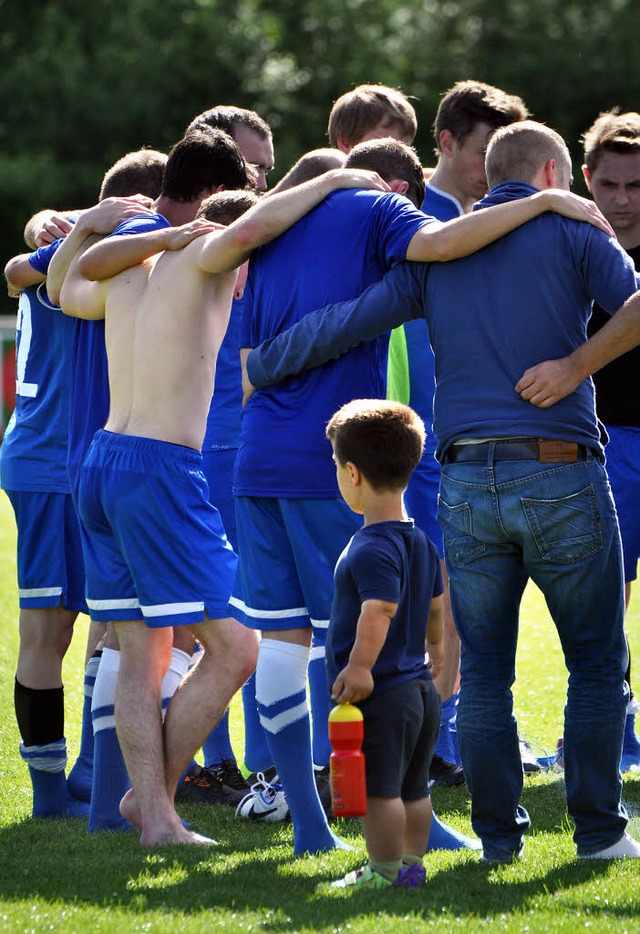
[[406, 189, 614, 262], [46, 197, 154, 304], [78, 219, 219, 281], [196, 168, 391, 275], [516, 288, 640, 407], [245, 262, 426, 397]]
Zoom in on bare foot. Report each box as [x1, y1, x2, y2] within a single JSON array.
[[120, 789, 216, 846], [120, 789, 142, 831]]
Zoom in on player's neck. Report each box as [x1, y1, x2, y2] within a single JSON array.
[[363, 491, 407, 527], [154, 196, 200, 227], [614, 225, 640, 253], [428, 163, 474, 213]]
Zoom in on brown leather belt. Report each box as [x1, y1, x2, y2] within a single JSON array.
[[443, 439, 589, 464]]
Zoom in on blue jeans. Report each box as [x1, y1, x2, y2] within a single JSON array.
[[437, 448, 628, 859]]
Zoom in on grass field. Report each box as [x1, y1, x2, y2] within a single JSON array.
[[1, 493, 640, 932]]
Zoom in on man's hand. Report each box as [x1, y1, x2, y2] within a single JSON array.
[[331, 663, 374, 704], [33, 213, 74, 248], [242, 369, 255, 406], [80, 196, 154, 235], [325, 167, 391, 194], [163, 219, 221, 250], [538, 190, 615, 238], [515, 357, 583, 407], [426, 639, 444, 683]]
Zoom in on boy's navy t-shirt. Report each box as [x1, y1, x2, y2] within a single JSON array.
[[326, 519, 442, 695]]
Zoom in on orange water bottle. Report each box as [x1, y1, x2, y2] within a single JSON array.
[[329, 702, 367, 816]]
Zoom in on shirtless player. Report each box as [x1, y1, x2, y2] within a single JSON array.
[[56, 168, 389, 845]]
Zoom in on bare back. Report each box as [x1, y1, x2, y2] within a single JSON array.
[[103, 239, 237, 451]]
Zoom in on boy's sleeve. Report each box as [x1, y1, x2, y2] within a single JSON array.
[[28, 238, 64, 275], [349, 538, 403, 605], [246, 262, 427, 390]]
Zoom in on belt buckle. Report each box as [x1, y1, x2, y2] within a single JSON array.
[[538, 439, 578, 463]]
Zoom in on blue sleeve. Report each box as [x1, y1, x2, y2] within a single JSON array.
[[581, 229, 640, 314], [239, 266, 255, 347], [110, 214, 171, 238], [246, 262, 428, 390], [28, 238, 63, 275]]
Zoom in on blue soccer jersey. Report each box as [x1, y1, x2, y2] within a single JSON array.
[[1, 241, 74, 493], [235, 189, 429, 498]]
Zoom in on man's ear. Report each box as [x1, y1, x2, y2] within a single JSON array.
[[388, 179, 409, 197], [582, 164, 593, 193], [438, 128, 455, 157], [336, 135, 352, 155]]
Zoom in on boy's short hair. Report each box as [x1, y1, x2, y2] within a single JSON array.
[[196, 189, 259, 225], [186, 104, 272, 142], [326, 399, 425, 492], [99, 149, 168, 200], [328, 84, 417, 149], [344, 138, 425, 208], [270, 148, 346, 194], [485, 120, 569, 188], [582, 110, 640, 173], [434, 80, 529, 154], [161, 128, 256, 202]]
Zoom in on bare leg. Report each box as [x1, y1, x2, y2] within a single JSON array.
[[16, 606, 77, 688], [115, 620, 207, 845], [83, 619, 107, 669], [363, 797, 405, 862], [163, 616, 258, 799], [403, 796, 432, 857]]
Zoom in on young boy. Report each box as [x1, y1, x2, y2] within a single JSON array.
[[324, 399, 443, 889]]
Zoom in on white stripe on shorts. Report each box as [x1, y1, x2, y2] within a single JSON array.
[[228, 596, 308, 619], [142, 601, 204, 618], [86, 597, 141, 611], [19, 586, 63, 598]]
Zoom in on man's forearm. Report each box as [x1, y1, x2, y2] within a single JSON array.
[[572, 288, 640, 377], [247, 262, 426, 390], [46, 219, 98, 304], [78, 228, 173, 281]]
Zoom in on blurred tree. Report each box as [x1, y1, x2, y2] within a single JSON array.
[[2, 0, 640, 316]]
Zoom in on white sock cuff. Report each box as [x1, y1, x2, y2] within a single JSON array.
[[168, 647, 192, 679], [100, 647, 121, 673], [256, 639, 309, 706]]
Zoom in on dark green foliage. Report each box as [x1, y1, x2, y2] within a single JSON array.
[[2, 0, 640, 314]]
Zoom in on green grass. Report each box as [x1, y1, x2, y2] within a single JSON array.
[[1, 493, 640, 932]]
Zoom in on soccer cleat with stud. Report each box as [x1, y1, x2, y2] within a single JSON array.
[[176, 763, 245, 807], [235, 772, 290, 822], [216, 758, 251, 795]]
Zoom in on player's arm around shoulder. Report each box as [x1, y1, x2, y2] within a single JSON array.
[[4, 253, 46, 295]]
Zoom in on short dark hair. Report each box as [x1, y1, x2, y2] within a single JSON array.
[[196, 189, 259, 225], [326, 399, 425, 492], [485, 121, 569, 188], [582, 110, 640, 173], [328, 84, 417, 149], [344, 138, 425, 208], [434, 80, 529, 154], [99, 149, 168, 200], [270, 149, 346, 194], [161, 128, 255, 203], [186, 105, 272, 141]]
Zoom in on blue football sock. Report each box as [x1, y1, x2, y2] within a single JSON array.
[[256, 640, 341, 855], [434, 692, 461, 764], [68, 650, 101, 802], [308, 627, 331, 768], [242, 672, 272, 773], [621, 713, 640, 771], [21, 738, 90, 819], [427, 812, 482, 851], [203, 708, 235, 770], [89, 648, 131, 832]]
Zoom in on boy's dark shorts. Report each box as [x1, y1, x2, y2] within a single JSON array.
[[359, 677, 441, 801]]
